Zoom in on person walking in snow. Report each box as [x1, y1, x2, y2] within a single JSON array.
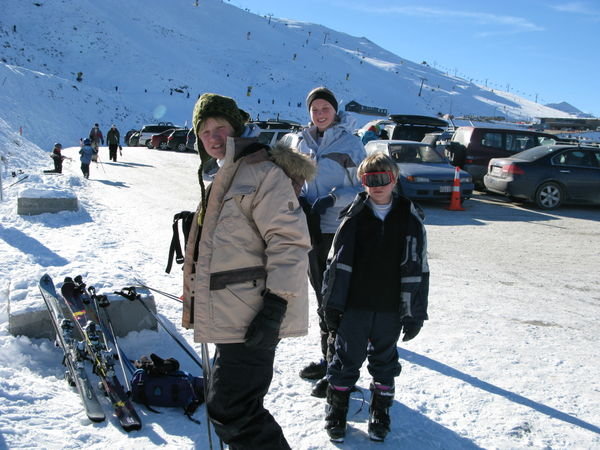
[[294, 87, 366, 397], [88, 123, 104, 160], [181, 93, 315, 449], [106, 124, 121, 162], [321, 152, 429, 443], [79, 138, 95, 179]]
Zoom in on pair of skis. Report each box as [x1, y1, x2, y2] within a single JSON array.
[[39, 274, 141, 431]]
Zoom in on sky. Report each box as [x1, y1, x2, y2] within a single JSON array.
[[233, 0, 600, 117]]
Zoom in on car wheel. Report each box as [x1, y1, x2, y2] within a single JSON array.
[[176, 143, 186, 152], [146, 140, 153, 149], [159, 142, 168, 150], [535, 182, 563, 209]]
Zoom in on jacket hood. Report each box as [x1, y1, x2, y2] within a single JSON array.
[[228, 138, 316, 196]]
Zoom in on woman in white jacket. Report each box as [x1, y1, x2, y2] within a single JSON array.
[[296, 87, 366, 395]]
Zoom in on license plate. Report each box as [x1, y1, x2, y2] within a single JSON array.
[[491, 166, 502, 176], [439, 185, 452, 193]]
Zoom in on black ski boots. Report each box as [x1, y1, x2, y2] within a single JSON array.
[[368, 383, 394, 442], [325, 385, 351, 442], [299, 358, 327, 380], [311, 378, 328, 398]]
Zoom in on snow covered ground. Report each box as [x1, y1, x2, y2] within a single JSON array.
[[0, 140, 598, 449]]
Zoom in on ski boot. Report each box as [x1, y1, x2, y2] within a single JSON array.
[[368, 382, 395, 442], [325, 385, 351, 442], [311, 377, 328, 398], [299, 358, 327, 380]]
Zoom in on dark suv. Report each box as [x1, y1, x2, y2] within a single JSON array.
[[445, 126, 557, 187]]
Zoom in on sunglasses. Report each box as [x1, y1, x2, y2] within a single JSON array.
[[361, 171, 395, 187]]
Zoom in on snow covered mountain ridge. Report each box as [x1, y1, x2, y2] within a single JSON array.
[[1, 0, 576, 147]]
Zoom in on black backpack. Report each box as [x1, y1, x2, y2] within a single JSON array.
[[165, 211, 195, 273]]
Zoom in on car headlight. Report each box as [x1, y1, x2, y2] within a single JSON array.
[[406, 176, 430, 183]]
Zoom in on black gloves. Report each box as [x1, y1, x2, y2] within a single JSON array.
[[401, 319, 423, 342], [245, 291, 288, 350], [324, 308, 343, 333], [311, 194, 335, 215]]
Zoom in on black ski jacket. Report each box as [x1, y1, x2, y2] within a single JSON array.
[[322, 192, 429, 321]]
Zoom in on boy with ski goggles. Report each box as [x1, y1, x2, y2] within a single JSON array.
[[321, 152, 429, 443], [361, 170, 395, 187]]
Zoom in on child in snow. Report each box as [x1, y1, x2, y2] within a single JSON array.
[[79, 138, 96, 179], [48, 143, 66, 173], [321, 152, 429, 443]]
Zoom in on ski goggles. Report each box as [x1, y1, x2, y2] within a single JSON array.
[[361, 171, 395, 187]]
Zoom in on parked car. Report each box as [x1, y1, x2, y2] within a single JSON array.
[[252, 119, 303, 147], [445, 126, 557, 187], [137, 122, 178, 147], [364, 140, 474, 202], [149, 128, 177, 149], [483, 144, 600, 209], [128, 131, 141, 147], [186, 129, 196, 152], [124, 129, 138, 145], [166, 128, 192, 152], [360, 115, 448, 142], [278, 132, 303, 149]]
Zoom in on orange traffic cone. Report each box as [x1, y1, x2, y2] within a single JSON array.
[[447, 166, 465, 211]]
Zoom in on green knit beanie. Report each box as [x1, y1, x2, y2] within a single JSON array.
[[192, 93, 245, 137]]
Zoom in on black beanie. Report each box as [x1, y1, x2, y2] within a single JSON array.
[[306, 87, 338, 112]]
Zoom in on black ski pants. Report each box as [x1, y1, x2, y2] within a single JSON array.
[[327, 309, 403, 388], [307, 233, 335, 359], [207, 343, 290, 450], [108, 144, 118, 162], [80, 162, 90, 179]]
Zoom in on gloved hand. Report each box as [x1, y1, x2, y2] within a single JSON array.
[[311, 194, 335, 215], [324, 308, 343, 333], [401, 319, 423, 342], [245, 291, 288, 350], [298, 195, 311, 215]]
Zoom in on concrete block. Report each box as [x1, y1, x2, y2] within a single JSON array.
[[8, 287, 158, 340], [17, 187, 78, 215]]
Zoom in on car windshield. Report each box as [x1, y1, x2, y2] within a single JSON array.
[[389, 144, 445, 163]]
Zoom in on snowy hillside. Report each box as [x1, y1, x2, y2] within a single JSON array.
[[1, 0, 575, 148]]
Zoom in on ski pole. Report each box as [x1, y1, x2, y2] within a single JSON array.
[[201, 343, 214, 450], [114, 287, 203, 370], [201, 344, 224, 450], [132, 279, 182, 304], [7, 175, 29, 188]]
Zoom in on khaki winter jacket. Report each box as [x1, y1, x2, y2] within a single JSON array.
[[182, 137, 315, 343]]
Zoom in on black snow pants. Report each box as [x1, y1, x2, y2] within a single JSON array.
[[206, 343, 290, 450], [307, 233, 335, 359], [108, 143, 118, 162]]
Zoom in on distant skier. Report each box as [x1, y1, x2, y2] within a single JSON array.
[[44, 143, 67, 174], [89, 123, 104, 160], [79, 138, 96, 179], [106, 124, 121, 162]]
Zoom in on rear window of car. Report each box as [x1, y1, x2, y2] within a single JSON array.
[[451, 128, 472, 146], [512, 146, 555, 161]]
